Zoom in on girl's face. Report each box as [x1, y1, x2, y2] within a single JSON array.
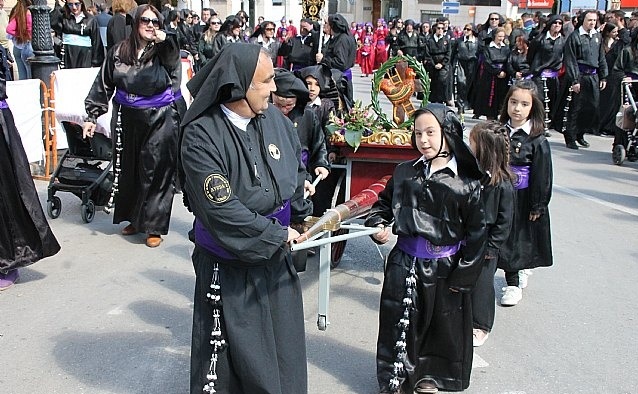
[[67, 1, 83, 16], [414, 112, 447, 160], [507, 88, 533, 126], [232, 26, 241, 37], [305, 76, 320, 102], [495, 32, 505, 44]]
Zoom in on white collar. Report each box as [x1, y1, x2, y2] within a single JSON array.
[[546, 31, 561, 40], [434, 34, 444, 42], [309, 96, 322, 106], [489, 40, 504, 48], [464, 36, 476, 43], [221, 104, 252, 131], [414, 156, 458, 178], [508, 120, 532, 136], [579, 25, 595, 37]]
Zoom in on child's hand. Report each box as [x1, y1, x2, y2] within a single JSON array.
[[372, 226, 390, 244], [529, 212, 541, 221]]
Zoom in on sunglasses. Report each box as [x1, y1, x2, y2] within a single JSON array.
[[436, 27, 445, 30], [140, 16, 160, 27], [490, 17, 500, 21], [552, 21, 563, 25], [210, 21, 221, 25], [67, 2, 81, 8], [265, 27, 275, 31], [464, 27, 472, 31]]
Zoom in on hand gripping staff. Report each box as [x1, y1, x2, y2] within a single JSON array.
[[291, 176, 390, 330]]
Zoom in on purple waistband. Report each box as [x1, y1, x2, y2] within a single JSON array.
[[493, 63, 504, 70], [194, 200, 291, 260], [376, 40, 385, 45], [627, 72, 638, 80], [396, 236, 460, 259], [0, 100, 8, 109], [540, 69, 559, 78], [578, 64, 597, 75], [301, 149, 309, 167], [342, 68, 352, 81], [114, 87, 182, 108], [511, 165, 530, 189]]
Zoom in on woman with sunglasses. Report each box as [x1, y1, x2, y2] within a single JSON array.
[[249, 21, 281, 66], [197, 17, 220, 68], [209, 15, 242, 59], [83, 4, 184, 248], [456, 23, 479, 111], [527, 14, 566, 134], [50, 0, 104, 68], [477, 13, 503, 49]]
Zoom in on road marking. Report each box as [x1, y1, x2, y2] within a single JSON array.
[[554, 184, 638, 217], [472, 352, 489, 368]]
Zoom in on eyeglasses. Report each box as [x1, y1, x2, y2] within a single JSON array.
[[140, 16, 160, 27], [67, 2, 81, 8]]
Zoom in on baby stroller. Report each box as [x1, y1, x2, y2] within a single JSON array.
[[613, 81, 638, 166], [47, 122, 113, 223]]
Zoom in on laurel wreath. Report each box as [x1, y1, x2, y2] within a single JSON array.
[[370, 54, 430, 130]]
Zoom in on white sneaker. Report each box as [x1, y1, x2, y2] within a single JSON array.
[[473, 328, 490, 347], [518, 269, 532, 289], [501, 286, 523, 306]]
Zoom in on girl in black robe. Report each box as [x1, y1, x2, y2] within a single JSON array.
[[365, 104, 486, 394], [468, 121, 514, 347], [51, 0, 104, 68], [0, 46, 60, 290], [84, 4, 183, 248], [498, 80, 553, 306], [472, 27, 510, 120], [599, 23, 625, 136]]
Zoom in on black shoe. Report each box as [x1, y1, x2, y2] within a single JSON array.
[[576, 138, 590, 148], [566, 142, 579, 150]]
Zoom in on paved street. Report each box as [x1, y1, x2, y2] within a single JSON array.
[[2, 67, 638, 394]]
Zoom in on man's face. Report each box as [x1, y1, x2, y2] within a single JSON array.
[[423, 23, 430, 33], [584, 12, 597, 31], [435, 24, 445, 36], [443, 20, 449, 30], [300, 21, 312, 35], [405, 23, 413, 33], [489, 14, 500, 28], [246, 53, 276, 116], [201, 10, 210, 22], [396, 20, 403, 30]]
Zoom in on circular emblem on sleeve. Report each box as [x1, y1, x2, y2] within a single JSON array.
[[203, 174, 232, 203], [268, 144, 281, 160]]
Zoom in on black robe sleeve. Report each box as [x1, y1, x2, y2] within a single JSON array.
[[88, 17, 105, 67], [483, 181, 514, 259], [529, 137, 553, 216], [84, 46, 116, 120]]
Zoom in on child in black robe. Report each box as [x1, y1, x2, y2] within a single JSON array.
[[365, 103, 486, 393]]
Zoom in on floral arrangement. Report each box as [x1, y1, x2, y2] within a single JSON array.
[[325, 100, 386, 151]]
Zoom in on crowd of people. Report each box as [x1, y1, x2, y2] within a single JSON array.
[[350, 9, 638, 151]]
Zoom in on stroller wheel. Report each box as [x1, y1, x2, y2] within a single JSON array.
[[612, 144, 626, 166], [81, 200, 96, 223], [47, 196, 62, 219]]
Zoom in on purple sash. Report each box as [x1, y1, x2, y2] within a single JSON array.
[[0, 100, 8, 109], [540, 69, 559, 78], [511, 165, 530, 189], [627, 72, 638, 80], [342, 68, 352, 81], [493, 63, 504, 70], [114, 87, 182, 109], [301, 149, 309, 167], [396, 235, 460, 259], [194, 200, 291, 260], [578, 64, 597, 75]]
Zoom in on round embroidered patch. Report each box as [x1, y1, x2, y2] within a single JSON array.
[[268, 144, 281, 160], [204, 174, 231, 203]]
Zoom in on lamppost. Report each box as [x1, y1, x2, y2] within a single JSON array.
[[28, 0, 60, 87]]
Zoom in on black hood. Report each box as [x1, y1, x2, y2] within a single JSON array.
[[413, 103, 483, 181], [182, 43, 261, 127], [274, 68, 310, 105], [329, 14, 350, 34], [296, 64, 333, 93]]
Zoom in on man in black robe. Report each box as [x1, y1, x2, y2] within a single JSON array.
[[563, 10, 608, 149], [316, 14, 357, 102], [180, 43, 313, 394]]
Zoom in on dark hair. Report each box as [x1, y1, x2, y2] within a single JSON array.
[[498, 80, 545, 137], [602, 21, 617, 39], [118, 4, 163, 66], [61, 0, 88, 18], [469, 121, 513, 186], [220, 15, 242, 36]]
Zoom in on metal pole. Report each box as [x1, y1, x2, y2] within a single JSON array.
[[28, 0, 60, 89]]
